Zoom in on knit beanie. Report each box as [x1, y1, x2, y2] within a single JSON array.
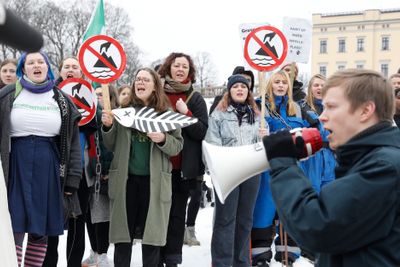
[[227, 74, 250, 91], [232, 66, 254, 92]]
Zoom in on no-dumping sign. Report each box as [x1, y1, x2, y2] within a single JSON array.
[[59, 78, 97, 126], [78, 35, 126, 84], [244, 26, 288, 72]]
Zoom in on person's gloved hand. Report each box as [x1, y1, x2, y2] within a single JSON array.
[[262, 129, 305, 160]]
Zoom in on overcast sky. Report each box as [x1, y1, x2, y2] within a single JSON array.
[[108, 0, 400, 84]]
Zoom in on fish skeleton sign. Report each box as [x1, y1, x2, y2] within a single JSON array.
[[112, 107, 198, 133]]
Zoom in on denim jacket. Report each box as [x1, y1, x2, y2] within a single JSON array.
[[205, 105, 263, 147]]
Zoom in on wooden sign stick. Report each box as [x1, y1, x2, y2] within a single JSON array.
[[101, 83, 111, 111], [289, 62, 296, 88], [258, 71, 266, 129]]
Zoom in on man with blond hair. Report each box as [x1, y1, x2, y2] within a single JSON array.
[[262, 69, 400, 267]]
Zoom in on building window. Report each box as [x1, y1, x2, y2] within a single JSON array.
[[338, 39, 346, 53], [381, 64, 389, 78], [338, 65, 346, 70], [356, 64, 364, 69], [319, 66, 327, 76], [357, 38, 364, 52], [382, 37, 389, 51], [320, 40, 327, 53]]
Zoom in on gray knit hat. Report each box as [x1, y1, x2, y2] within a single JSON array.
[[227, 74, 250, 91]]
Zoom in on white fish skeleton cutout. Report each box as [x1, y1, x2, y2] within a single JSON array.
[[112, 107, 198, 133]]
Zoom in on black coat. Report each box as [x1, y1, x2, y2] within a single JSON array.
[[181, 91, 208, 179], [269, 122, 400, 267]]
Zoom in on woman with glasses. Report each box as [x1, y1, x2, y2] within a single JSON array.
[[101, 67, 183, 267]]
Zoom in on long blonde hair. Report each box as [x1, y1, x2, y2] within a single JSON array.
[[306, 74, 326, 112], [266, 70, 297, 116]]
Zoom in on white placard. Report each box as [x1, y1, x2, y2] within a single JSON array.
[[282, 17, 312, 64]]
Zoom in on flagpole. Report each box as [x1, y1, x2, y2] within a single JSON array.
[[81, 0, 111, 110]]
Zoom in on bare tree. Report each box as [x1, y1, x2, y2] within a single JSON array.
[[33, 1, 71, 67], [2, 0, 141, 86], [104, 3, 141, 85], [194, 51, 217, 88]]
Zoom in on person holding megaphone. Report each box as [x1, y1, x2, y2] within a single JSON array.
[[205, 74, 268, 267], [262, 69, 400, 267]]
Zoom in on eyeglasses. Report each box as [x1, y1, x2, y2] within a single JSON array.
[[135, 77, 152, 83]]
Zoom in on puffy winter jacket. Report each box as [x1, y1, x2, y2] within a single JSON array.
[[269, 122, 400, 267]]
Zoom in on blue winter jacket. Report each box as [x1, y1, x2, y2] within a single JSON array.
[[253, 96, 309, 228], [302, 99, 336, 192]]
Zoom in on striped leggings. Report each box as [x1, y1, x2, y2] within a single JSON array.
[[14, 233, 47, 267]]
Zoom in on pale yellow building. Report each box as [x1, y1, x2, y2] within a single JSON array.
[[312, 8, 400, 78]]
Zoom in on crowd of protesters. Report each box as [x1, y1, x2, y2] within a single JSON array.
[[1, 50, 400, 267]]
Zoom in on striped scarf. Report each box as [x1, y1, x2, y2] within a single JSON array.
[[163, 75, 192, 94]]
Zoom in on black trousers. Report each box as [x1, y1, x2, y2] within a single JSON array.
[[43, 174, 90, 267], [114, 174, 152, 267], [114, 243, 160, 267], [160, 170, 193, 265], [42, 236, 58, 267], [67, 176, 90, 267], [86, 208, 110, 254], [251, 226, 274, 262], [186, 179, 203, 227]]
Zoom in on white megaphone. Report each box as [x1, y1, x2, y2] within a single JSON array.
[[202, 128, 323, 203]]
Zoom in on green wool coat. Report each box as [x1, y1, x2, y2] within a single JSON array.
[[102, 121, 183, 246]]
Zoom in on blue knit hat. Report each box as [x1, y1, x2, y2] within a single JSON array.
[[227, 74, 249, 91], [16, 51, 55, 80]]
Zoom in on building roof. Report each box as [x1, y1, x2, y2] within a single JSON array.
[[315, 8, 400, 18]]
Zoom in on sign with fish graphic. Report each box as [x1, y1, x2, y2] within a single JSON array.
[[244, 25, 288, 72], [58, 78, 97, 126], [112, 107, 198, 133], [78, 34, 126, 84]]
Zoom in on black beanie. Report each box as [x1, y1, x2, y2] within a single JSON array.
[[227, 74, 250, 91], [232, 66, 254, 92]]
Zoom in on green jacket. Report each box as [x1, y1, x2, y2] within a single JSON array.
[[102, 120, 183, 245], [269, 122, 400, 267]]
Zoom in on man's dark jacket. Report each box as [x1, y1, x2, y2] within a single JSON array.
[[269, 122, 400, 267]]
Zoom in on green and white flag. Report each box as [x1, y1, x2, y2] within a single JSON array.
[[82, 0, 105, 42]]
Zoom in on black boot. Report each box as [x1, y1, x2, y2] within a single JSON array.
[[252, 251, 271, 267]]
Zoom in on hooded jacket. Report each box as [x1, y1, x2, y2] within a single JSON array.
[[269, 122, 400, 267]]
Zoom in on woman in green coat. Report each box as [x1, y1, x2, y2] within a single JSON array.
[[101, 67, 183, 267]]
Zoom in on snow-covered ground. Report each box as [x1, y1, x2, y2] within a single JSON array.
[[56, 98, 313, 266], [57, 176, 313, 267]]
